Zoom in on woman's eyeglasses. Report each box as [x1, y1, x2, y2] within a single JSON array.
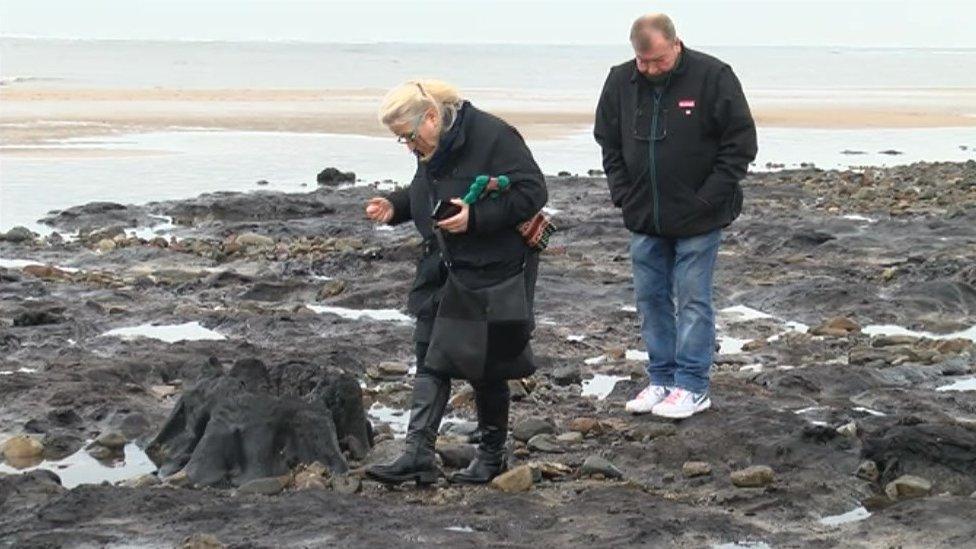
[[396, 112, 426, 144]]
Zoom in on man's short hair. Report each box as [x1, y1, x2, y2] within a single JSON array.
[[630, 13, 677, 51]]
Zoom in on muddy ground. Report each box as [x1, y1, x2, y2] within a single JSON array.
[[1, 160, 975, 548]]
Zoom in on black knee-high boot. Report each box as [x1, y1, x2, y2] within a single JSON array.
[[450, 379, 510, 484], [365, 370, 450, 486]]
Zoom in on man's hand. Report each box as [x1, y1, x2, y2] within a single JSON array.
[[436, 198, 469, 234], [365, 197, 394, 223]]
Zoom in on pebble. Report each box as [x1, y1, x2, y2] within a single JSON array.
[[436, 442, 476, 468], [96, 238, 117, 253], [581, 455, 623, 479], [567, 417, 604, 436], [885, 475, 932, 500], [856, 460, 880, 482], [836, 422, 858, 438], [235, 232, 275, 249], [490, 465, 534, 492], [731, 465, 774, 488], [628, 422, 676, 441], [122, 474, 161, 488], [682, 461, 712, 478], [512, 417, 556, 442]]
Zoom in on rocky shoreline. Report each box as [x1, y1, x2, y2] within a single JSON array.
[[1, 161, 975, 547]]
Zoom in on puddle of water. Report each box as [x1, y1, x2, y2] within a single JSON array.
[[0, 443, 156, 489], [719, 335, 751, 355], [445, 526, 476, 533], [841, 214, 877, 223], [713, 543, 771, 549], [852, 406, 887, 416], [542, 206, 562, 216], [721, 305, 775, 321], [863, 324, 976, 343], [0, 257, 80, 273], [625, 349, 648, 361], [307, 305, 413, 323], [740, 364, 764, 373], [0, 367, 39, 376], [100, 321, 226, 343], [581, 374, 629, 400], [367, 403, 410, 438], [584, 355, 607, 365], [566, 335, 585, 342], [820, 505, 871, 526], [127, 215, 177, 240], [620, 305, 637, 313], [936, 377, 976, 392]]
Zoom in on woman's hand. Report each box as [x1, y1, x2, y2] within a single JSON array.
[[437, 198, 469, 234], [365, 197, 394, 223]]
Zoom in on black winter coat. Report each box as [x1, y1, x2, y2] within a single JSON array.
[[385, 102, 547, 344], [594, 45, 758, 238]]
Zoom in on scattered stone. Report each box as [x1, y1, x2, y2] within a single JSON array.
[[742, 339, 767, 352], [376, 361, 409, 377], [256, 179, 269, 186], [96, 238, 117, 253], [86, 444, 119, 461], [149, 384, 178, 399], [508, 379, 529, 401], [731, 465, 774, 488], [449, 387, 475, 411], [94, 431, 127, 450], [936, 339, 972, 355], [317, 279, 346, 299], [527, 434, 565, 453], [164, 470, 192, 488], [2, 435, 44, 459], [556, 432, 584, 444], [871, 335, 920, 348], [586, 169, 604, 177], [180, 533, 226, 549], [512, 418, 556, 442], [331, 473, 362, 495], [533, 461, 574, 479], [235, 232, 275, 250], [567, 417, 604, 436], [436, 442, 476, 469], [856, 460, 880, 482], [122, 474, 161, 488], [581, 455, 623, 479], [682, 461, 712, 478], [837, 422, 858, 438], [490, 465, 534, 492], [885, 475, 932, 500], [551, 365, 582, 386], [811, 317, 861, 337], [237, 476, 289, 496], [317, 167, 356, 186], [22, 265, 73, 280]]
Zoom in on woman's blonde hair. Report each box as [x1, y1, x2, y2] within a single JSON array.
[[378, 79, 463, 128]]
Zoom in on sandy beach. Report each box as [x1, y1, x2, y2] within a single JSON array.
[[3, 87, 976, 157]]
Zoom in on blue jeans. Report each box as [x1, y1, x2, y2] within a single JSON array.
[[630, 230, 721, 394]]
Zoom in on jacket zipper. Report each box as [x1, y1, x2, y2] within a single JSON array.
[[649, 92, 663, 234]]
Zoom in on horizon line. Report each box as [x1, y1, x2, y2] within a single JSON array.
[[2, 34, 976, 51]]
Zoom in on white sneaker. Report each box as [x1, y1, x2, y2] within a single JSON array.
[[625, 384, 671, 414], [651, 388, 711, 419]]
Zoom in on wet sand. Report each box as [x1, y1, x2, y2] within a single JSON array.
[[3, 87, 976, 156]]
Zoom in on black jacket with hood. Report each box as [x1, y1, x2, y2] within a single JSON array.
[[594, 45, 758, 237]]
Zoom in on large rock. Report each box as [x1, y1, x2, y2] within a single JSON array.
[[317, 167, 356, 186], [147, 358, 370, 488], [490, 465, 534, 492], [731, 465, 774, 488], [862, 422, 976, 495], [0, 226, 35, 243], [2, 436, 44, 460]]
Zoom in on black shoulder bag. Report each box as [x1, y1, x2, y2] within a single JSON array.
[[424, 222, 533, 381]]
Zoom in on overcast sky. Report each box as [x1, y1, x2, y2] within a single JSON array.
[[1, 0, 974, 48]]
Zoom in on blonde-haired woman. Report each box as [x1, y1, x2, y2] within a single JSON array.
[[364, 80, 547, 486]]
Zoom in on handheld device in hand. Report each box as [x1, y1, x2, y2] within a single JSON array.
[[431, 199, 462, 221]]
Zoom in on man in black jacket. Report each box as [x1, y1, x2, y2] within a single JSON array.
[[594, 13, 757, 419]]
